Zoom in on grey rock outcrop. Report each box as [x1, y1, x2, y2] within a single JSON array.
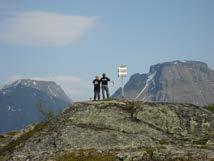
[[0, 100, 213, 161], [113, 60, 214, 106]]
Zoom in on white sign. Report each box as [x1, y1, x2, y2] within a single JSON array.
[[118, 65, 127, 77]]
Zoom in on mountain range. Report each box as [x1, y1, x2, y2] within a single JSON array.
[[0, 79, 71, 133], [113, 60, 214, 106]]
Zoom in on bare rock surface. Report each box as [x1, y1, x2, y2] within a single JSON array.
[[0, 100, 213, 161]]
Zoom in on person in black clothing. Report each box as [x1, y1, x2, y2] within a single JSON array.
[[92, 76, 101, 101], [100, 73, 110, 99]]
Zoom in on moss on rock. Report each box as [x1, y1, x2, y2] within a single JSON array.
[[55, 149, 116, 161]]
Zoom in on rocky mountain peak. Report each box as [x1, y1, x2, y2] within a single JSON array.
[[2, 79, 70, 102], [0, 79, 71, 133], [113, 60, 214, 106], [2, 79, 53, 92], [149, 60, 209, 74]]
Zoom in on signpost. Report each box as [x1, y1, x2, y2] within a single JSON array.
[[118, 65, 127, 98]]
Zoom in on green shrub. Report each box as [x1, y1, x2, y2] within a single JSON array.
[[145, 146, 155, 160], [159, 139, 169, 145], [102, 98, 115, 101], [0, 135, 4, 139], [193, 138, 208, 145], [206, 104, 214, 113], [0, 155, 5, 161], [55, 150, 116, 161], [5, 131, 17, 136], [36, 102, 56, 121]]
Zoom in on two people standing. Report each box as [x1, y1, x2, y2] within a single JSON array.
[[93, 73, 111, 101]]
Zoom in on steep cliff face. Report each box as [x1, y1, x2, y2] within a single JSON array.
[[0, 100, 213, 161], [113, 61, 214, 106]]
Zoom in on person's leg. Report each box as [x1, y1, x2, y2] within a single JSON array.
[[103, 86, 109, 98], [94, 89, 96, 100], [98, 89, 100, 100], [106, 86, 110, 98], [102, 86, 105, 99]]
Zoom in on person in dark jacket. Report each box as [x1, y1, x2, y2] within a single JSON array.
[[100, 73, 110, 99], [93, 76, 101, 101]]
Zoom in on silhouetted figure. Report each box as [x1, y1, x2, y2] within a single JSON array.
[[101, 73, 110, 99], [93, 76, 101, 101]]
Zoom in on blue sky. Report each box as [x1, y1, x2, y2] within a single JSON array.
[[0, 0, 213, 100]]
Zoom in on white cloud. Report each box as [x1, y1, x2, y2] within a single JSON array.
[[31, 75, 82, 84], [0, 11, 95, 47], [6, 75, 92, 101]]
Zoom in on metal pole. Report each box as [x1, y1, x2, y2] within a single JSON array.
[[121, 76, 124, 98]]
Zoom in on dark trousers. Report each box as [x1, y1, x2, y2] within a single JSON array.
[[102, 85, 109, 99], [94, 88, 100, 100]]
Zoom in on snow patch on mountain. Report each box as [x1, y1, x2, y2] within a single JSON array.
[[2, 79, 67, 98], [8, 105, 17, 112], [48, 85, 58, 97], [135, 71, 156, 100]]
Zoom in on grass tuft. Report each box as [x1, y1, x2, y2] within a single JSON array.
[[55, 149, 116, 161], [193, 138, 209, 145], [206, 104, 214, 113]]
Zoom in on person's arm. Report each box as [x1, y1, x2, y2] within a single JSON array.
[[107, 77, 110, 81]]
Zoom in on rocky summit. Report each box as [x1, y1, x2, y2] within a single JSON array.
[[0, 100, 213, 161], [113, 60, 214, 106]]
